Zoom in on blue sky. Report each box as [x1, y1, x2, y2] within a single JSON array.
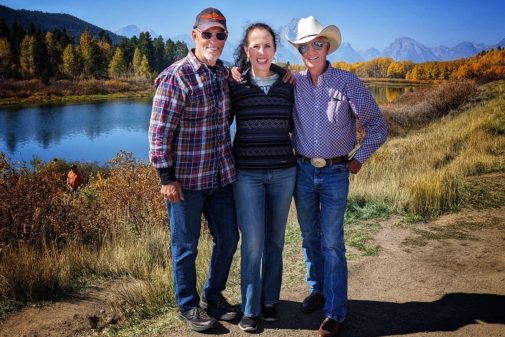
[[3, 0, 505, 50]]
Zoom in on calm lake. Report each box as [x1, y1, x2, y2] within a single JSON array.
[[0, 83, 421, 164]]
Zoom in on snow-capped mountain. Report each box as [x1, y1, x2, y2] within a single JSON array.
[[115, 25, 160, 38], [382, 37, 438, 63]]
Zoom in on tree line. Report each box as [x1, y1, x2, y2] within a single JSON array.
[[0, 18, 189, 82], [284, 48, 504, 82], [330, 49, 505, 82]]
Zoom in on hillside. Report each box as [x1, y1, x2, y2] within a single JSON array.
[[0, 4, 124, 44]]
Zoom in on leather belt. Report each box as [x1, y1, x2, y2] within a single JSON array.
[[297, 154, 348, 168]]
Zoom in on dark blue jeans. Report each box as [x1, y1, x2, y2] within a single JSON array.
[[166, 183, 239, 311], [294, 159, 349, 322], [233, 167, 296, 317]]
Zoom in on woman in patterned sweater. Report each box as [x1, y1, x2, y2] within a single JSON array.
[[229, 23, 296, 332]]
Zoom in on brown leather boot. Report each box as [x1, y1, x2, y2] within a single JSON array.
[[318, 317, 342, 337]]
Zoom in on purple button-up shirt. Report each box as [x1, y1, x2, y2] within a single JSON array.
[[292, 64, 387, 164]]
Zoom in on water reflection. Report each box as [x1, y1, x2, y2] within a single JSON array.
[[0, 84, 423, 163], [366, 84, 418, 105], [0, 99, 152, 163]]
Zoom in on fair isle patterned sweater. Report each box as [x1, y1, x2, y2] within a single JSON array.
[[229, 68, 296, 170]]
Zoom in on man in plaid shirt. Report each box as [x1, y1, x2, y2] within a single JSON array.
[[148, 7, 240, 332]]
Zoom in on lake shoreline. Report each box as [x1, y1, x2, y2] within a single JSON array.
[[0, 78, 154, 107], [0, 78, 433, 106]]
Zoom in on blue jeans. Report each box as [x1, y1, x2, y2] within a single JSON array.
[[233, 167, 296, 317], [294, 159, 349, 322], [166, 183, 239, 311]]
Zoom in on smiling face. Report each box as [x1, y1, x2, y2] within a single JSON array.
[[299, 36, 330, 78], [244, 28, 276, 77], [192, 26, 227, 66]]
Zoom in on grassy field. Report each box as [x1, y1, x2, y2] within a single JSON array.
[[0, 80, 504, 335]]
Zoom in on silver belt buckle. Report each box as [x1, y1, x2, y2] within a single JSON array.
[[310, 157, 326, 168]]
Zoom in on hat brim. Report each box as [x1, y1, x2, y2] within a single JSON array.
[[195, 22, 227, 32], [288, 25, 341, 55]]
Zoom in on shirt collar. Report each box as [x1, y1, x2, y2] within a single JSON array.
[[301, 61, 333, 84]]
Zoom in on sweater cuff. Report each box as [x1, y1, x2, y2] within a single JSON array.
[[157, 167, 176, 185]]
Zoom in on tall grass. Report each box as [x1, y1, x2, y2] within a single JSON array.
[[350, 80, 505, 218], [0, 151, 236, 322], [0, 80, 503, 328], [382, 80, 477, 136]]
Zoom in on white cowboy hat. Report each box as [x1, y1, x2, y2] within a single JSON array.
[[288, 16, 341, 55]]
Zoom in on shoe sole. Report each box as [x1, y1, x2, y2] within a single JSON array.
[[178, 314, 217, 332], [238, 323, 257, 332], [220, 312, 240, 321]]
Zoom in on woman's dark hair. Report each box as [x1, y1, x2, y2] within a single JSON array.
[[234, 23, 278, 70]]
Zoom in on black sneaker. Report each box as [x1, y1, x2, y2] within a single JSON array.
[[179, 307, 217, 332], [238, 315, 259, 332], [201, 296, 241, 321], [260, 304, 278, 322]]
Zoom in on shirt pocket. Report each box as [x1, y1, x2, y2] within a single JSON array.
[[327, 92, 351, 126], [185, 88, 210, 120]]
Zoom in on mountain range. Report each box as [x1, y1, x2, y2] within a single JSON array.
[[1, 5, 503, 64], [119, 23, 504, 65]]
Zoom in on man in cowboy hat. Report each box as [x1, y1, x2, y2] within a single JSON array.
[[288, 16, 387, 337], [149, 7, 240, 332]]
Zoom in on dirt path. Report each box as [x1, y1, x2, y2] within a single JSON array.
[[2, 207, 505, 337], [0, 281, 118, 337]]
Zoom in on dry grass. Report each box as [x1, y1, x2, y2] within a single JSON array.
[[0, 80, 504, 331], [382, 80, 477, 136], [351, 80, 505, 218]]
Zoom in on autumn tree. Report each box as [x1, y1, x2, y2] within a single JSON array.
[[79, 28, 108, 78], [79, 28, 94, 77], [0, 37, 13, 78], [387, 61, 407, 78], [108, 47, 127, 78], [332, 61, 352, 72], [62, 44, 81, 78], [139, 54, 151, 79], [19, 35, 35, 77], [132, 47, 142, 76]]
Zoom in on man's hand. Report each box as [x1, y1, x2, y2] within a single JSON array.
[[346, 158, 362, 174], [161, 181, 184, 203], [230, 67, 243, 82]]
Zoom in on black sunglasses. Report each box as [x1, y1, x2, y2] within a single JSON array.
[[298, 40, 327, 54], [198, 30, 227, 41]]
